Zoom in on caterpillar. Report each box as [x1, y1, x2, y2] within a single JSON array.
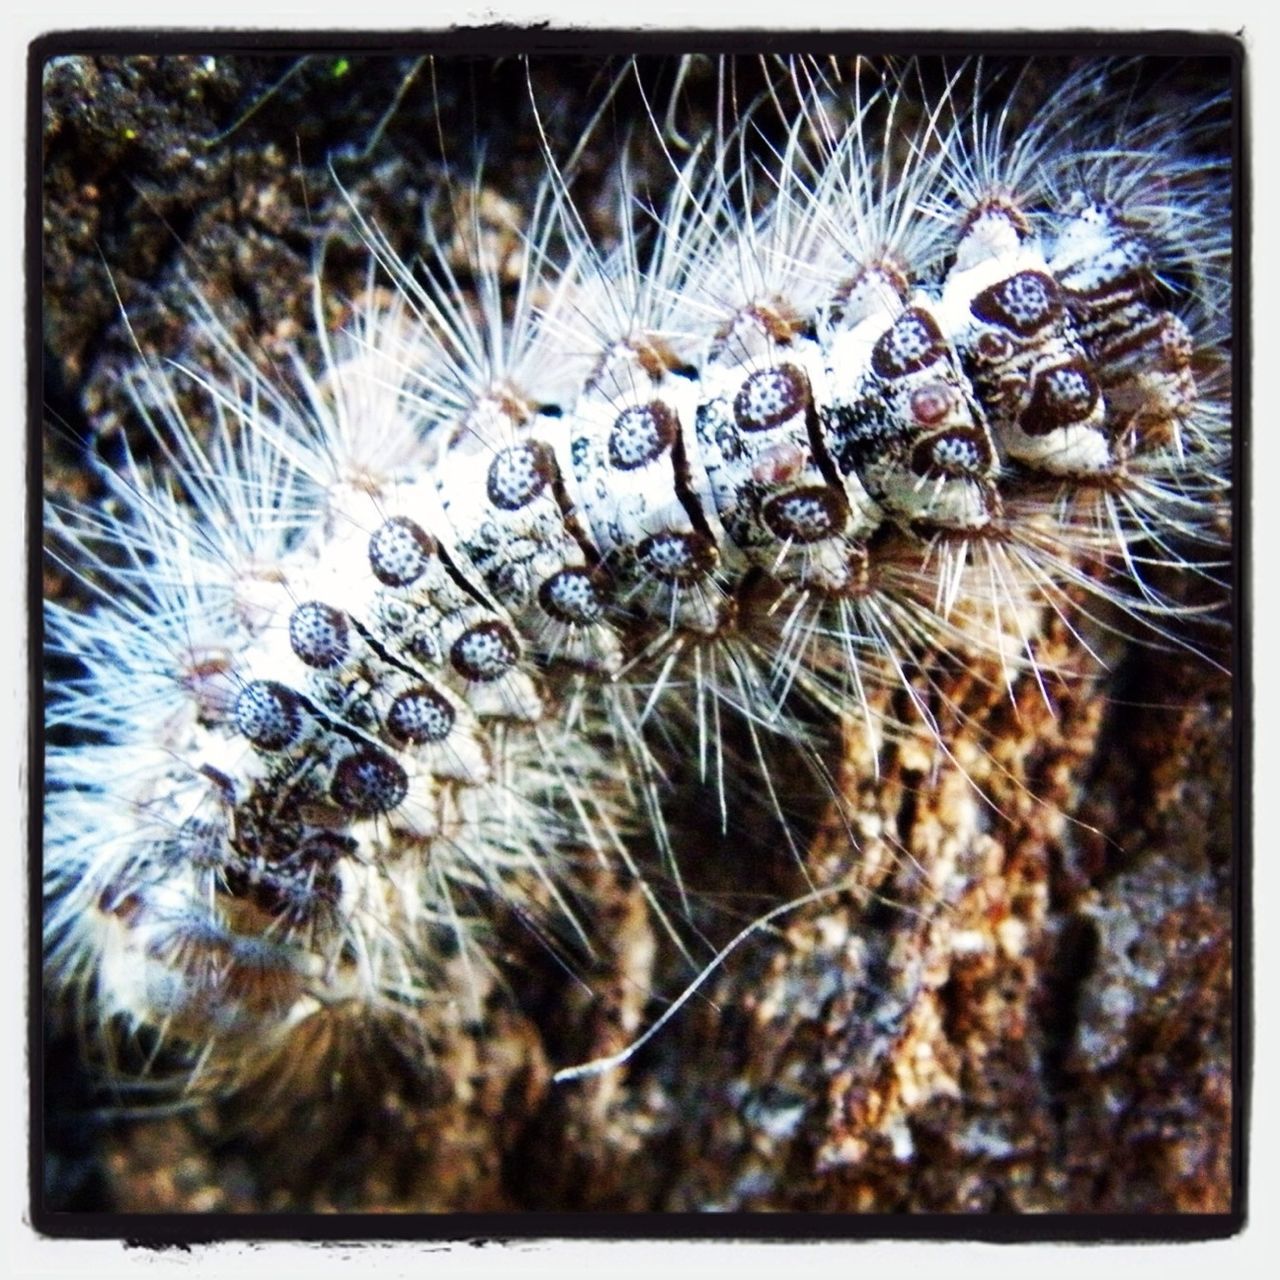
[[40, 46, 1235, 1215]]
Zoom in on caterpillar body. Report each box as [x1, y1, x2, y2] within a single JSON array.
[[41, 49, 1234, 1213]]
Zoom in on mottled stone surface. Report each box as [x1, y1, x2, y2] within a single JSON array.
[[39, 49, 1236, 1221]]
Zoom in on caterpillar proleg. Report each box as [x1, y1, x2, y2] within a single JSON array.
[[39, 42, 1237, 1217]]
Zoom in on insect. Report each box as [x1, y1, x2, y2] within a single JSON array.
[[40, 46, 1235, 1214]]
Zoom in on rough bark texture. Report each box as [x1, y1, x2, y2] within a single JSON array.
[[40, 49, 1236, 1221]]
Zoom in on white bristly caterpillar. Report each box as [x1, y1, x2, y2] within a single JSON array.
[[42, 48, 1233, 1195]]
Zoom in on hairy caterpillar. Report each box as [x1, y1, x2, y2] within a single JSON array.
[[40, 46, 1235, 1215]]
